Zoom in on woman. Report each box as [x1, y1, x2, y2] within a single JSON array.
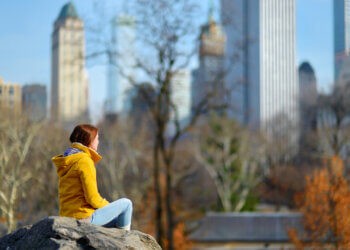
[[52, 124, 132, 230]]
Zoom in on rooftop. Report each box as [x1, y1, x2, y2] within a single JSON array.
[[58, 2, 79, 20], [299, 61, 315, 74], [189, 212, 304, 243]]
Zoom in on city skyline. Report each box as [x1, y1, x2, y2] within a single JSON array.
[[0, 0, 333, 123]]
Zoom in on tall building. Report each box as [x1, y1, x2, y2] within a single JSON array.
[[298, 62, 317, 131], [0, 77, 22, 116], [166, 69, 192, 135], [129, 83, 156, 115], [334, 0, 350, 83], [171, 70, 191, 124], [105, 14, 136, 119], [298, 62, 317, 156], [337, 54, 350, 85], [192, 1, 226, 116], [221, 0, 298, 133], [51, 2, 89, 122], [22, 84, 47, 121]]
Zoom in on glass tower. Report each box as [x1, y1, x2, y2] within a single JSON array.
[[105, 14, 136, 118], [334, 0, 350, 82], [221, 0, 298, 130]]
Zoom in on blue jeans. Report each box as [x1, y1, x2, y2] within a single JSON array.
[[90, 198, 132, 229]]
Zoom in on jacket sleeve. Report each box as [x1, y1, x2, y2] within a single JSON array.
[[78, 157, 109, 209]]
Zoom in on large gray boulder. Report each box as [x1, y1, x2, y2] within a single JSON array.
[[0, 216, 161, 250]]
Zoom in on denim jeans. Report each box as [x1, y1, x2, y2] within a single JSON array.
[[90, 198, 132, 229]]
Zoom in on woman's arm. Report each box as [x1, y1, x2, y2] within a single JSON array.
[[78, 157, 109, 209]]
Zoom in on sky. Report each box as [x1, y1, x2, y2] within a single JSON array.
[[0, 0, 333, 122]]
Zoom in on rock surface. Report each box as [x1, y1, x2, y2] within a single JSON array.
[[0, 216, 161, 250]]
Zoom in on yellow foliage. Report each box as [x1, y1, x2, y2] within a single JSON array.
[[291, 156, 350, 248], [173, 222, 193, 250]]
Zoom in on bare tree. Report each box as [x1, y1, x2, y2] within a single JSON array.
[[0, 116, 43, 233], [264, 113, 299, 166], [21, 122, 68, 223], [97, 118, 153, 229], [84, 1, 230, 248], [129, 1, 233, 248], [195, 114, 264, 212], [318, 82, 350, 158]]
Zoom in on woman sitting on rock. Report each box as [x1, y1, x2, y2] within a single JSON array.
[[52, 124, 132, 230]]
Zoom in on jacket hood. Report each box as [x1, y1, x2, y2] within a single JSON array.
[[52, 142, 102, 177]]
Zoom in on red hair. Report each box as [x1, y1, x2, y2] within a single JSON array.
[[69, 124, 98, 147]]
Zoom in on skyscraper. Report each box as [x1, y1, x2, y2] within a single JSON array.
[[51, 2, 89, 122], [298, 62, 317, 156], [221, 0, 298, 133], [192, 1, 226, 116], [105, 14, 136, 119], [334, 0, 350, 83], [22, 84, 47, 121], [298, 62, 317, 132], [166, 70, 191, 135], [129, 83, 156, 117], [171, 70, 191, 124], [335, 0, 350, 86], [337, 54, 350, 85]]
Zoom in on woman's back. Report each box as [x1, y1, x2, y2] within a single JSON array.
[[52, 142, 105, 219], [52, 124, 132, 230]]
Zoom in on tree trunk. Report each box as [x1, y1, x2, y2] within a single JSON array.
[[7, 207, 15, 233], [234, 187, 249, 212], [165, 160, 174, 250], [153, 136, 164, 247]]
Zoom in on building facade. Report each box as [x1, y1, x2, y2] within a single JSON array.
[[105, 14, 136, 119], [165, 69, 192, 135], [334, 0, 350, 83], [336, 53, 350, 86], [192, 4, 226, 116], [129, 83, 155, 115], [171, 70, 191, 125], [22, 84, 47, 121], [51, 2, 89, 122], [221, 0, 298, 134], [0, 77, 22, 116], [298, 62, 317, 132]]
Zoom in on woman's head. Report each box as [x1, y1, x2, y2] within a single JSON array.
[[69, 124, 99, 150]]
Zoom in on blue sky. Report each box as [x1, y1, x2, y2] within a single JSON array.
[[0, 0, 333, 121], [297, 0, 333, 92]]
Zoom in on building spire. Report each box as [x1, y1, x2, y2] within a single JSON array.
[[208, 0, 214, 22]]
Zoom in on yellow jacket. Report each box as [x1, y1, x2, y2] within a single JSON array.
[[52, 142, 109, 219]]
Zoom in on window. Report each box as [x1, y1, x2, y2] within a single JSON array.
[[9, 86, 14, 95]]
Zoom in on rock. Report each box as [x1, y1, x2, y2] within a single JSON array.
[[0, 216, 161, 250]]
